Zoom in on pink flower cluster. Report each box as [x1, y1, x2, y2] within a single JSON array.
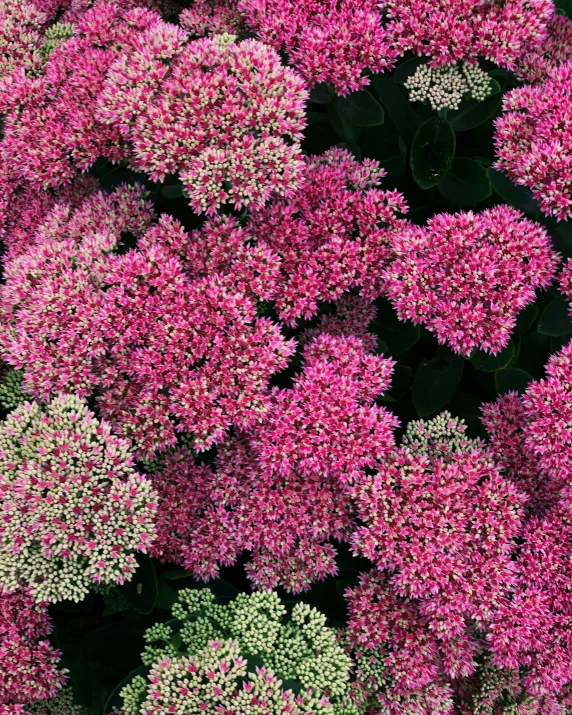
[[385, 0, 554, 71], [0, 0, 45, 83], [518, 12, 572, 82], [0, 588, 65, 707], [151, 333, 397, 592], [237, 0, 398, 94], [179, 0, 246, 37], [384, 206, 558, 355], [246, 148, 409, 324], [351, 424, 526, 650], [98, 27, 307, 214], [0, 3, 163, 189], [495, 61, 572, 221]]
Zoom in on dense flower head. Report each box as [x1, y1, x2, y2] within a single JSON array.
[[404, 61, 492, 112], [521, 339, 572, 497], [246, 148, 409, 324], [0, 367, 26, 412], [27, 690, 87, 715], [517, 11, 572, 82], [384, 206, 558, 355], [0, 587, 66, 705], [481, 391, 553, 512], [121, 589, 353, 715], [487, 499, 572, 699], [0, 184, 154, 400], [179, 0, 246, 36], [385, 0, 554, 71], [0, 173, 98, 265], [494, 61, 572, 221], [402, 411, 481, 459], [98, 29, 307, 214], [0, 3, 163, 189], [345, 572, 458, 715], [0, 394, 157, 602], [150, 332, 393, 591], [352, 418, 526, 639], [151, 436, 355, 592], [299, 294, 378, 353], [237, 0, 398, 94], [99, 237, 294, 456], [0, 0, 46, 83]]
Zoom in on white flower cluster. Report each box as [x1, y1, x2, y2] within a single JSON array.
[[0, 394, 157, 602], [127, 588, 355, 715], [405, 62, 493, 111]]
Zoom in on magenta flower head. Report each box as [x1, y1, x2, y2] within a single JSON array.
[[0, 394, 157, 603], [98, 28, 308, 214], [495, 61, 572, 220], [384, 206, 558, 355]]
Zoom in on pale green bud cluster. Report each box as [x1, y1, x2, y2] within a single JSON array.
[[30, 688, 88, 715], [41, 22, 75, 63], [402, 411, 481, 459], [0, 368, 27, 411], [405, 62, 492, 111], [127, 588, 354, 715]]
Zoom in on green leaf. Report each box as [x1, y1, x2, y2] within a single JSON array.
[[538, 295, 572, 337], [120, 554, 158, 615], [410, 117, 456, 189], [156, 580, 179, 610], [495, 367, 533, 395], [514, 304, 539, 337], [549, 221, 572, 259], [438, 158, 492, 206], [448, 391, 483, 435], [556, 0, 572, 18], [360, 126, 407, 177], [373, 77, 421, 144], [488, 168, 539, 214], [161, 567, 195, 580], [470, 340, 515, 372], [333, 90, 385, 126], [448, 80, 502, 131], [412, 346, 465, 417], [393, 56, 427, 83], [372, 299, 420, 356], [160, 183, 183, 199], [326, 103, 361, 143], [308, 82, 333, 104]]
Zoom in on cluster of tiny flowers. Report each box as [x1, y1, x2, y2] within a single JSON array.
[[0, 3, 163, 189], [481, 391, 552, 512], [494, 61, 572, 220], [151, 333, 395, 592], [40, 22, 75, 64], [0, 394, 157, 603], [520, 339, 572, 493], [98, 28, 308, 214], [121, 589, 353, 715], [179, 0, 246, 37], [0, 367, 27, 412], [351, 413, 526, 644], [518, 12, 572, 81], [98, 229, 294, 456], [0, 184, 154, 400], [0, 0, 45, 84], [487, 496, 572, 700], [384, 206, 559, 355], [26, 689, 88, 715], [402, 411, 482, 458], [385, 0, 554, 71], [238, 0, 398, 95], [247, 148, 409, 324], [0, 587, 66, 706], [404, 62, 492, 111], [299, 295, 379, 353], [344, 572, 457, 715]]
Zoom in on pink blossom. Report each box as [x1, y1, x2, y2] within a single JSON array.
[[246, 148, 409, 325], [384, 206, 558, 355], [518, 12, 572, 82], [98, 29, 307, 214], [238, 0, 398, 94], [0, 588, 66, 706], [495, 61, 572, 221], [179, 0, 246, 37], [351, 442, 526, 639], [385, 0, 553, 71]]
